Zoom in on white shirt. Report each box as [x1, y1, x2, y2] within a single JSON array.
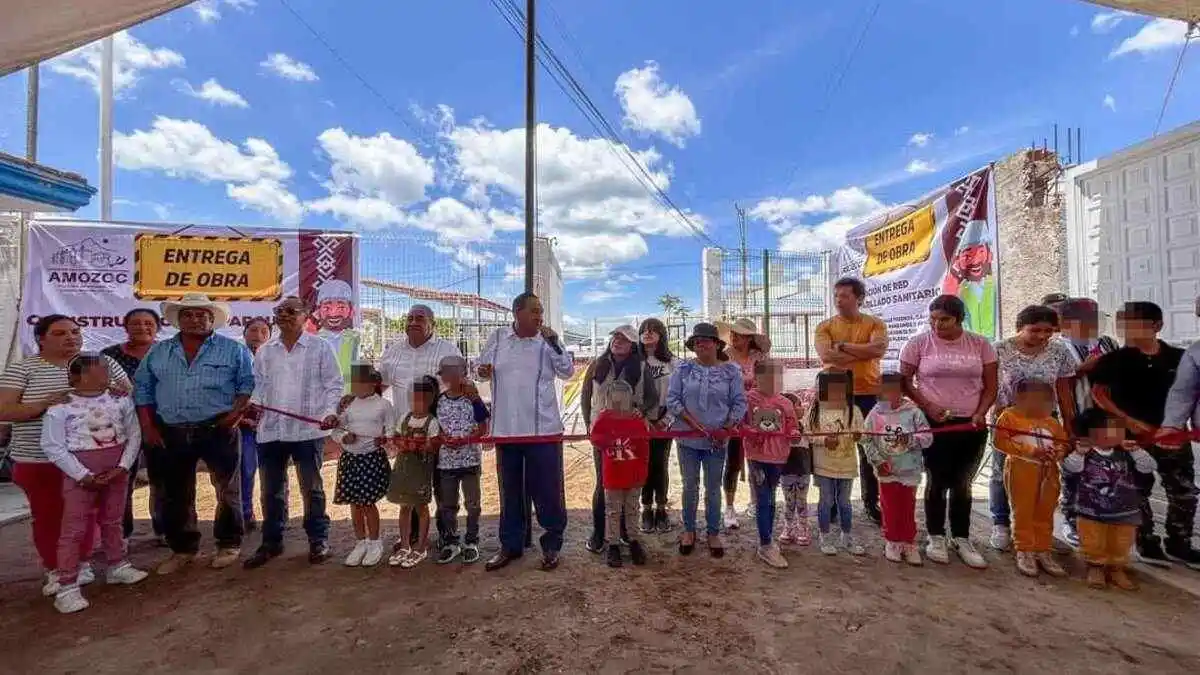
[[41, 393, 141, 482], [332, 394, 394, 455], [251, 332, 345, 443], [377, 336, 462, 418], [475, 326, 574, 438]]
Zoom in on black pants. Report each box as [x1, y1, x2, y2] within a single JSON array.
[[590, 446, 629, 544], [723, 438, 745, 493], [1060, 470, 1080, 529], [641, 438, 672, 508], [121, 454, 166, 540], [155, 420, 243, 554], [1136, 444, 1198, 547], [437, 466, 482, 545], [853, 395, 879, 511], [922, 418, 987, 539]]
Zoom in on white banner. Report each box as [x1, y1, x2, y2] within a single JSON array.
[[834, 166, 999, 370], [20, 220, 359, 354]]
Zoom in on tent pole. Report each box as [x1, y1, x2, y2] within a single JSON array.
[[99, 35, 114, 221]]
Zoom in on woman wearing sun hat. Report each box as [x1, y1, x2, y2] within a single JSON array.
[[666, 323, 747, 557], [715, 317, 771, 529]]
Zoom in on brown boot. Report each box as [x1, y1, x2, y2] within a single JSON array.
[[1108, 566, 1138, 591], [1086, 565, 1107, 589]]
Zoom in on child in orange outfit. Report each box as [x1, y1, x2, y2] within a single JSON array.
[[993, 379, 1070, 578]]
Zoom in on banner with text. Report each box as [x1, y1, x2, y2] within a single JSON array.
[[834, 166, 998, 370], [21, 220, 358, 354]]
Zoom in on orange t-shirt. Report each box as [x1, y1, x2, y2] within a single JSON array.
[[815, 314, 887, 395]]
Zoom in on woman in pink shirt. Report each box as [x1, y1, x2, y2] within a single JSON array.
[[717, 318, 770, 530], [899, 295, 997, 570]]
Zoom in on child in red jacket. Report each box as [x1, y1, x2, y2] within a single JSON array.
[[590, 380, 650, 567]]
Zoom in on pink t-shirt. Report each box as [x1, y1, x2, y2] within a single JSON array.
[[899, 330, 997, 418]]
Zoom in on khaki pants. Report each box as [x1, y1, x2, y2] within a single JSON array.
[[604, 488, 640, 545], [1077, 517, 1136, 567]]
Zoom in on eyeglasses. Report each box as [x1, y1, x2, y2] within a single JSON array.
[[273, 306, 304, 317]]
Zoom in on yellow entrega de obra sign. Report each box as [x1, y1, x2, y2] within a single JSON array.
[[862, 205, 936, 278], [133, 234, 283, 301]]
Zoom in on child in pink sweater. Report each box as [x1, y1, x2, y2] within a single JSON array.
[[743, 359, 798, 569]]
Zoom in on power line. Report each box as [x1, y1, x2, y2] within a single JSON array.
[[275, 0, 436, 149], [1154, 25, 1195, 137], [489, 0, 716, 248]]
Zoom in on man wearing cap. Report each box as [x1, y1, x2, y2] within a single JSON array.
[[475, 292, 574, 571], [242, 296, 344, 569], [311, 279, 360, 386], [134, 293, 255, 574], [377, 304, 463, 546]]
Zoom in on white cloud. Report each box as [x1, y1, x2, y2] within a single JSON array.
[[907, 132, 933, 148], [614, 61, 701, 147], [751, 186, 889, 253], [1111, 19, 1192, 58], [175, 78, 249, 108], [1070, 25, 1080, 38], [1103, 94, 1117, 111], [260, 53, 319, 82], [905, 159, 935, 175], [306, 194, 403, 228], [1091, 10, 1133, 34], [315, 128, 434, 206], [954, 125, 970, 136], [193, 0, 256, 23], [48, 31, 184, 95], [580, 277, 634, 305], [113, 117, 301, 223]]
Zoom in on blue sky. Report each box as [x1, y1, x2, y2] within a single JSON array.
[[1, 0, 1197, 327]]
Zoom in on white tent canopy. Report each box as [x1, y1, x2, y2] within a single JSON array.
[[1, 0, 195, 78], [1084, 1, 1200, 22]]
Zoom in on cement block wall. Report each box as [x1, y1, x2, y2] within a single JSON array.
[[994, 149, 1068, 337]]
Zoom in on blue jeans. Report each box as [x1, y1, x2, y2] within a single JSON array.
[[258, 438, 330, 551], [497, 442, 567, 555], [240, 429, 259, 522], [989, 449, 1010, 527], [750, 461, 783, 545], [677, 443, 727, 536], [816, 476, 853, 533]]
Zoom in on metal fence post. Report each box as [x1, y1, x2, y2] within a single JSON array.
[[803, 313, 811, 365], [762, 249, 771, 340]]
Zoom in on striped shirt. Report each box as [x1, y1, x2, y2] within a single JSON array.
[[0, 355, 130, 463], [134, 333, 255, 424], [250, 332, 345, 443]]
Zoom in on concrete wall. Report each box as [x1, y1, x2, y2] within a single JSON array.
[[994, 149, 1068, 337]]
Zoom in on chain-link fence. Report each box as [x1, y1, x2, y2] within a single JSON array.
[[702, 247, 831, 366]]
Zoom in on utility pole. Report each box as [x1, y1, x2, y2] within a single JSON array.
[[99, 35, 115, 221], [735, 203, 748, 313], [523, 0, 537, 294], [25, 66, 38, 161]]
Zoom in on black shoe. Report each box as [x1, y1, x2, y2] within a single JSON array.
[[539, 551, 560, 571], [242, 547, 281, 569], [308, 542, 331, 564], [1138, 538, 1173, 568], [607, 544, 623, 568], [629, 540, 647, 566], [679, 535, 695, 556], [585, 536, 604, 554], [640, 508, 655, 533], [485, 551, 521, 572], [655, 507, 672, 533], [1165, 541, 1200, 570], [864, 503, 883, 526]]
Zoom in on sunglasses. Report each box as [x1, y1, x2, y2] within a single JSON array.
[[273, 305, 304, 317]]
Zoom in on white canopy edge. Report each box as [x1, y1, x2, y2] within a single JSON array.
[[1, 0, 196, 78], [1082, 1, 1200, 23]]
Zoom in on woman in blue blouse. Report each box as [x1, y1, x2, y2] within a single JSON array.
[[666, 323, 747, 557]]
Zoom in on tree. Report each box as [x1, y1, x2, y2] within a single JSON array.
[[657, 293, 683, 317]]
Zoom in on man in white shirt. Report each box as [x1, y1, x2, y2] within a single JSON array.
[[377, 304, 463, 547], [475, 292, 574, 571], [243, 296, 344, 569]]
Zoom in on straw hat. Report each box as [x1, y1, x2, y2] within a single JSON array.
[[161, 293, 231, 329], [716, 318, 772, 353]]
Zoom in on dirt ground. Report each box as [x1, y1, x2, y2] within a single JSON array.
[[3, 441, 1200, 674]]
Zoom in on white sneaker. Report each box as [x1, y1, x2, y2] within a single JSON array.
[[842, 532, 866, 556], [42, 571, 61, 597], [723, 505, 739, 530], [77, 562, 95, 586], [54, 585, 89, 614], [926, 536, 950, 564], [105, 562, 149, 585], [903, 543, 924, 566], [361, 540, 384, 567], [344, 540, 368, 567], [756, 543, 788, 569], [953, 537, 989, 569], [989, 525, 1011, 552], [819, 532, 838, 555], [884, 541, 903, 563], [388, 548, 411, 567]]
